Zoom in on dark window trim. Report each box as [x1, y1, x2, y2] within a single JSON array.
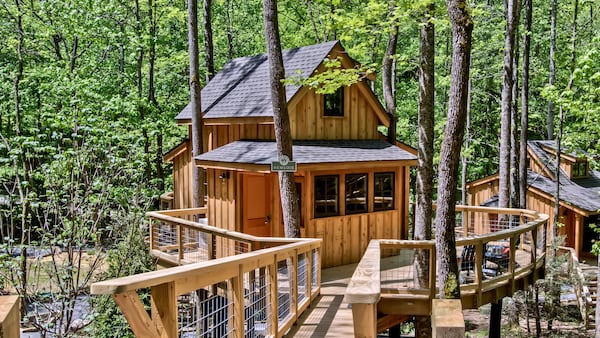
[[373, 172, 395, 211], [345, 173, 368, 215], [314, 175, 340, 218], [323, 87, 344, 117]]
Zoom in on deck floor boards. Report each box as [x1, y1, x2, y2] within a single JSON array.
[[285, 262, 358, 337]]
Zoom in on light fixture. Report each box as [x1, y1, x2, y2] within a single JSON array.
[[219, 171, 230, 180]]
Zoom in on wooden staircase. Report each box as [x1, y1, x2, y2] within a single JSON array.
[[586, 276, 597, 329]]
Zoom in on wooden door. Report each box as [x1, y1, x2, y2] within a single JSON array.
[[243, 174, 271, 237]]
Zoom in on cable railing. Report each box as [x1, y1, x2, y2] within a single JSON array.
[[345, 205, 549, 337], [91, 208, 321, 338]]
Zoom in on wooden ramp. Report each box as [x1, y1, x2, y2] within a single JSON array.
[[285, 263, 358, 337]]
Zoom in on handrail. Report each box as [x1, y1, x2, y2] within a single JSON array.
[[346, 205, 549, 337], [557, 246, 592, 327], [92, 209, 322, 338]]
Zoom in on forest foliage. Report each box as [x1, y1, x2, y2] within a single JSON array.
[[1, 0, 599, 335]]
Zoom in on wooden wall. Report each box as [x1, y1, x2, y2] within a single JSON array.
[[203, 124, 275, 151], [302, 166, 409, 268], [172, 141, 194, 209], [288, 85, 381, 140]]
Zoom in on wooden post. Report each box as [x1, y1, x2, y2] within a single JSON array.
[[352, 303, 377, 338], [149, 218, 156, 251], [431, 299, 465, 338], [151, 282, 178, 338], [574, 213, 582, 257], [177, 224, 183, 261], [475, 242, 484, 306], [268, 260, 279, 336], [509, 235, 516, 295], [232, 266, 245, 338], [0, 296, 20, 338]]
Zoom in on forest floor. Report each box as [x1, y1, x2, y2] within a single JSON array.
[[464, 303, 594, 337]]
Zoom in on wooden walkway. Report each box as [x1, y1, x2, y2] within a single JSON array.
[[285, 263, 358, 337]]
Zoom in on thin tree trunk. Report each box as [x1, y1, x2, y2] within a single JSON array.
[[306, 0, 321, 43], [510, 2, 520, 210], [382, 0, 398, 144], [499, 0, 518, 210], [436, 0, 473, 300], [203, 0, 215, 81], [547, 0, 557, 140], [520, 0, 532, 209], [461, 77, 471, 207], [148, 0, 158, 105], [225, 0, 234, 60], [188, 0, 205, 208], [414, 3, 434, 335], [263, 0, 300, 238]]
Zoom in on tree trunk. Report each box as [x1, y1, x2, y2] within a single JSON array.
[[519, 0, 532, 209], [263, 0, 301, 238], [225, 0, 234, 60], [188, 0, 205, 208], [148, 0, 158, 105], [414, 3, 434, 336], [382, 0, 398, 144], [547, 0, 557, 140], [435, 0, 473, 300], [203, 0, 215, 81], [510, 3, 520, 210], [499, 0, 518, 211]]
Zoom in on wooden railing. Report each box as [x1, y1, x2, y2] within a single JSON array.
[[0, 296, 20, 337], [558, 246, 593, 328], [91, 209, 321, 338], [345, 205, 549, 337]]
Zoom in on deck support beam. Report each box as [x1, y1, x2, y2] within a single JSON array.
[[489, 299, 503, 338], [352, 303, 377, 338]]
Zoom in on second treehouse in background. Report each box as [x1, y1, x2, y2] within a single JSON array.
[[162, 41, 417, 268]]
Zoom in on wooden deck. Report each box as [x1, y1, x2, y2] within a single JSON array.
[[285, 263, 357, 337]]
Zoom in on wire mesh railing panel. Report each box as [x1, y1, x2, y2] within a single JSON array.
[[380, 248, 426, 292], [181, 228, 209, 262], [297, 253, 308, 304], [179, 286, 234, 338], [152, 221, 178, 250], [481, 234, 511, 280], [311, 249, 319, 293], [276, 259, 293, 323], [244, 269, 270, 338], [457, 243, 477, 285]]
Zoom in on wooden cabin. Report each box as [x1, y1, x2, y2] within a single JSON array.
[[467, 140, 600, 258], [163, 41, 417, 268]]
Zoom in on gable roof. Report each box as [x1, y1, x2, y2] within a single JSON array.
[[195, 140, 417, 171], [472, 141, 600, 214], [176, 41, 342, 122], [526, 140, 600, 213]]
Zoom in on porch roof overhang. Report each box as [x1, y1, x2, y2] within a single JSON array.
[[195, 140, 417, 172]]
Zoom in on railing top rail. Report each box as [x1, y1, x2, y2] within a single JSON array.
[[147, 209, 317, 245], [91, 238, 321, 296], [345, 240, 381, 304], [345, 206, 549, 307]]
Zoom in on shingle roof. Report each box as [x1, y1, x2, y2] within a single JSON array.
[[177, 41, 340, 121], [527, 140, 600, 213], [196, 140, 417, 166]]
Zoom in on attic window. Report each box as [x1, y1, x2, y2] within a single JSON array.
[[573, 161, 588, 178], [324, 87, 344, 117]]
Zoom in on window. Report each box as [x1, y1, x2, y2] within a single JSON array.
[[573, 161, 588, 177], [314, 175, 339, 218], [345, 174, 367, 214], [374, 172, 394, 211], [324, 87, 344, 117]]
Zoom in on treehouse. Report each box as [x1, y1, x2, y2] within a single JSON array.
[[467, 140, 600, 258], [162, 41, 417, 268]]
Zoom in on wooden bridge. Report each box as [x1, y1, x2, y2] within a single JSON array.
[[88, 205, 572, 337]]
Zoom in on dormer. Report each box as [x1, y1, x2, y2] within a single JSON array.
[[539, 143, 589, 179]]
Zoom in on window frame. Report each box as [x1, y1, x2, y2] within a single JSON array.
[[314, 175, 340, 218], [373, 172, 395, 211], [323, 87, 344, 117], [345, 173, 368, 215]]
